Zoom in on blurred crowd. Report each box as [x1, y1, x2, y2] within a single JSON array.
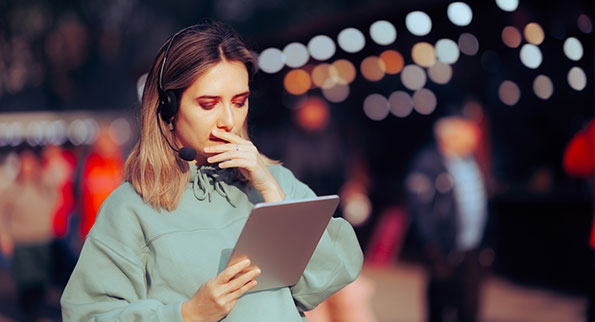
[[0, 128, 123, 321]]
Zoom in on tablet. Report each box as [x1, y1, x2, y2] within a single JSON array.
[[226, 195, 340, 292]]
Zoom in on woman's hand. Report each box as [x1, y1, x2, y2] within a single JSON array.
[[182, 259, 261, 322], [204, 129, 285, 202]]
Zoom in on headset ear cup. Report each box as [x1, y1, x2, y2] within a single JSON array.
[[166, 90, 179, 118], [159, 90, 179, 123]]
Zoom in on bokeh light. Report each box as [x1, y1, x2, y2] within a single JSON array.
[[323, 83, 350, 103], [412, 42, 436, 67], [109, 118, 131, 145], [412, 88, 437, 115], [563, 37, 583, 61], [568, 67, 587, 91], [332, 59, 357, 84], [258, 48, 285, 74], [401, 64, 427, 90], [406, 11, 432, 36], [495, 0, 519, 12], [428, 62, 453, 84], [577, 14, 593, 33], [363, 94, 390, 121], [458, 33, 479, 55], [447, 2, 473, 27], [533, 75, 554, 100], [284, 69, 312, 95], [380, 50, 404, 74], [361, 56, 386, 82], [524, 23, 545, 45], [502, 26, 522, 48], [369, 20, 397, 45], [26, 122, 43, 146], [338, 28, 366, 53], [308, 35, 336, 61], [435, 38, 460, 64], [520, 44, 543, 69], [283, 42, 310, 68], [498, 80, 521, 106], [389, 91, 413, 118], [295, 96, 330, 132], [312, 63, 334, 89]]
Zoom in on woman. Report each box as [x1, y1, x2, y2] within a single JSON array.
[[60, 20, 363, 321]]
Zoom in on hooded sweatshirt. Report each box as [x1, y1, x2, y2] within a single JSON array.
[[61, 163, 363, 321]]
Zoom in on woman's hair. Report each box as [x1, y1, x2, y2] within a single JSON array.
[[125, 20, 269, 211]]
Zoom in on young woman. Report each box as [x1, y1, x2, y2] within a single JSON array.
[[60, 20, 363, 321]]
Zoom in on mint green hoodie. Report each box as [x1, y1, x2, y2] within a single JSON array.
[[61, 163, 363, 321]]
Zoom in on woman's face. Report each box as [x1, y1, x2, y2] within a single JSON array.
[[173, 60, 250, 165]]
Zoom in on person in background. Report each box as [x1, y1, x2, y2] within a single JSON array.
[[61, 20, 362, 321], [0, 149, 60, 321], [406, 115, 492, 322], [79, 127, 123, 238]]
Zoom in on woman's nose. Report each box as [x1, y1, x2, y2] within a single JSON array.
[[217, 103, 234, 130]]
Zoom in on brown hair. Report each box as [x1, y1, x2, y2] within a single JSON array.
[[125, 21, 267, 211]]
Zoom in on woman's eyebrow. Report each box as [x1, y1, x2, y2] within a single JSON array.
[[196, 91, 250, 100]]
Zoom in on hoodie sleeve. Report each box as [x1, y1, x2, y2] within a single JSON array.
[[60, 186, 184, 322], [269, 165, 364, 312]]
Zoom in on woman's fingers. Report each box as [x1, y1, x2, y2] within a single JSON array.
[[225, 279, 259, 302], [218, 259, 252, 283], [225, 266, 261, 293], [211, 129, 249, 144]]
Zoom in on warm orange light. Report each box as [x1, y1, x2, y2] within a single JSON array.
[[360, 56, 385, 82], [502, 26, 522, 48], [524, 22, 545, 45], [295, 96, 330, 132], [411, 42, 436, 67], [284, 69, 311, 95], [331, 59, 356, 84], [380, 50, 404, 74], [311, 63, 334, 89]]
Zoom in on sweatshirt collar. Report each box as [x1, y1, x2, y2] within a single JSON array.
[[189, 163, 236, 207]]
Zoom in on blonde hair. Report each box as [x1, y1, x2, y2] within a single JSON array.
[[125, 21, 274, 211]]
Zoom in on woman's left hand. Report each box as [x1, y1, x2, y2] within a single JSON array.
[[204, 129, 285, 202]]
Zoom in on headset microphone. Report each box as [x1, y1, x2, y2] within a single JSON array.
[[155, 26, 198, 162]]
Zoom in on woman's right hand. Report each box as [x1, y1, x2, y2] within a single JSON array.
[[181, 259, 261, 322]]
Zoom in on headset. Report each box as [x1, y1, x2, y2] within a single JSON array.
[[155, 25, 202, 161]]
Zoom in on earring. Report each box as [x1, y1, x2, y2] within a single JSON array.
[[167, 122, 174, 131]]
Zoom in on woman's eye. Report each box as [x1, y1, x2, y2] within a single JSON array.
[[199, 102, 217, 109], [233, 100, 247, 107]]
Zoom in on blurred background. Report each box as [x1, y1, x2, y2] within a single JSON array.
[[0, 0, 593, 321]]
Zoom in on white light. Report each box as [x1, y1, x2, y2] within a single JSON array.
[[84, 119, 99, 145], [110, 118, 132, 145], [26, 122, 43, 146], [435, 39, 460, 64], [338, 28, 366, 53], [406, 11, 432, 36], [563, 37, 583, 61], [401, 64, 427, 90], [308, 35, 336, 61], [369, 20, 397, 46], [7, 122, 24, 146], [258, 48, 285, 74], [363, 94, 389, 121], [495, 0, 519, 12], [136, 73, 147, 103], [283, 42, 310, 68], [343, 193, 372, 226], [447, 2, 473, 27], [568, 67, 587, 91], [389, 91, 413, 118], [519, 44, 543, 69]]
